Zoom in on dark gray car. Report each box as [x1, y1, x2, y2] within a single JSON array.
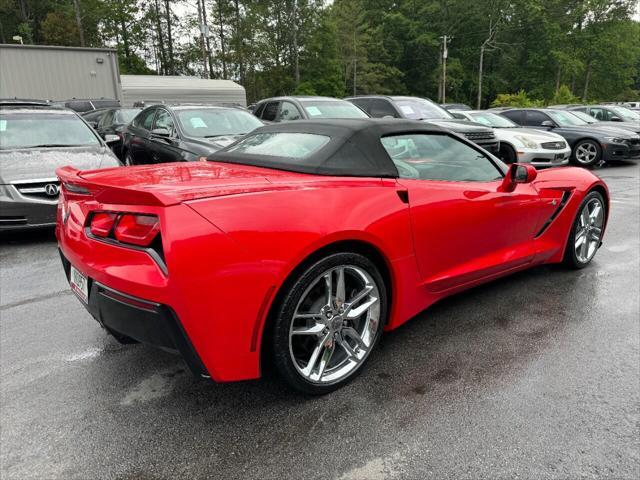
[[0, 106, 121, 230]]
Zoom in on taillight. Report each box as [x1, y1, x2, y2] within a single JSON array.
[[89, 212, 117, 237], [113, 214, 160, 246]]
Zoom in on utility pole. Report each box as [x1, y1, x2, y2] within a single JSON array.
[[439, 35, 451, 103], [477, 44, 484, 109], [197, 0, 208, 78], [353, 30, 357, 96]]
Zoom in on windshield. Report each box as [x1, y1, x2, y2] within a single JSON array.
[[393, 98, 452, 120], [547, 110, 588, 127], [569, 111, 597, 123], [300, 100, 368, 119], [0, 112, 100, 150], [468, 112, 517, 128], [177, 108, 263, 137], [609, 106, 639, 121], [225, 132, 330, 159], [115, 109, 141, 124]]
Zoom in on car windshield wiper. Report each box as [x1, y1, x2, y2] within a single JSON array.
[[203, 134, 228, 138]]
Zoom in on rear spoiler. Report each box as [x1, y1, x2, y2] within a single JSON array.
[[56, 166, 177, 206]]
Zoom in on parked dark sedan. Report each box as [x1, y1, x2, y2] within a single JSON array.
[[0, 105, 120, 230], [567, 106, 640, 134], [252, 96, 369, 122], [122, 105, 264, 165], [499, 108, 640, 166], [91, 107, 142, 159], [346, 95, 499, 154]]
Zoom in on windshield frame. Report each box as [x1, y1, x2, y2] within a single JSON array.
[[547, 110, 589, 127], [568, 110, 597, 123], [176, 107, 264, 138], [392, 97, 453, 120], [467, 112, 518, 128], [0, 110, 103, 150]]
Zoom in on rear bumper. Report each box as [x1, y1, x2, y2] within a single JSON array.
[[59, 249, 210, 379]]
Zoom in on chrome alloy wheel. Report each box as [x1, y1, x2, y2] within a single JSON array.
[[574, 197, 604, 263], [575, 142, 598, 164], [289, 265, 381, 384]]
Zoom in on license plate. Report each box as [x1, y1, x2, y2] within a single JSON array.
[[70, 266, 89, 304]]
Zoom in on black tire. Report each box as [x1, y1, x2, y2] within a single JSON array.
[[571, 139, 602, 167], [499, 143, 517, 164], [563, 190, 606, 269], [271, 252, 388, 395]]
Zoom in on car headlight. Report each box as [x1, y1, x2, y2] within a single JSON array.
[[605, 137, 627, 143], [514, 135, 539, 149]]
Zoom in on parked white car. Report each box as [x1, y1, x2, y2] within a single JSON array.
[[451, 110, 571, 167]]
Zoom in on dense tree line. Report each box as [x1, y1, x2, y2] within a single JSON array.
[[1, 0, 638, 105]]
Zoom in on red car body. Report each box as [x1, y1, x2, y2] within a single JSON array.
[[56, 120, 609, 384]]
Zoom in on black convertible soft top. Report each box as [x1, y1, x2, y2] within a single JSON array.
[[207, 118, 449, 177]]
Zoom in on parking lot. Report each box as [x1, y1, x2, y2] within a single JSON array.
[[1, 161, 638, 479]]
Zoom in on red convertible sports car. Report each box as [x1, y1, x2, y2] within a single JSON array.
[[56, 119, 609, 394]]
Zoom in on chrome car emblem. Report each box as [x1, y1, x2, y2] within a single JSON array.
[[44, 183, 60, 196]]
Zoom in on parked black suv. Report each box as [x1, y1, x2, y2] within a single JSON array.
[[346, 96, 499, 154], [499, 108, 640, 166], [253, 96, 368, 122], [122, 104, 263, 165]]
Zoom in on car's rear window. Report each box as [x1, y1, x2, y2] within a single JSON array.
[[226, 132, 330, 159], [0, 112, 100, 150]]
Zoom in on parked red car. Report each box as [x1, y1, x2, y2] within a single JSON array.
[[56, 119, 609, 394]]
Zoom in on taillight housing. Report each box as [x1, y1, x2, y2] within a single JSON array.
[[113, 214, 160, 246], [89, 212, 117, 237], [87, 212, 160, 247]]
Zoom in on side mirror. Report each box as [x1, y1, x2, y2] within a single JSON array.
[[499, 163, 537, 192], [88, 121, 98, 129], [610, 116, 622, 122], [104, 134, 120, 144], [541, 120, 555, 128], [151, 128, 171, 138]]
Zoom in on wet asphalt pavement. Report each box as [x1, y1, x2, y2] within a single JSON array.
[[1, 162, 639, 480]]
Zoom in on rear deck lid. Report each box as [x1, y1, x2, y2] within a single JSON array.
[[58, 162, 303, 206]]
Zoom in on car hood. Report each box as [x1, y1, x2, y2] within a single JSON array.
[[583, 121, 640, 134], [555, 125, 636, 138], [423, 119, 493, 133], [496, 128, 566, 143], [0, 145, 120, 184]]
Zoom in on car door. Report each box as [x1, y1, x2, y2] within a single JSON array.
[[277, 101, 303, 121], [127, 108, 156, 164], [381, 132, 546, 292], [260, 101, 280, 122], [95, 109, 114, 138], [148, 108, 184, 163]]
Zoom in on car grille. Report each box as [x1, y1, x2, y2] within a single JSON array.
[[13, 180, 60, 200], [541, 141, 566, 150], [626, 138, 640, 146], [464, 132, 496, 141]]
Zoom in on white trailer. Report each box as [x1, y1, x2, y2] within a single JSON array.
[[120, 75, 246, 107]]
